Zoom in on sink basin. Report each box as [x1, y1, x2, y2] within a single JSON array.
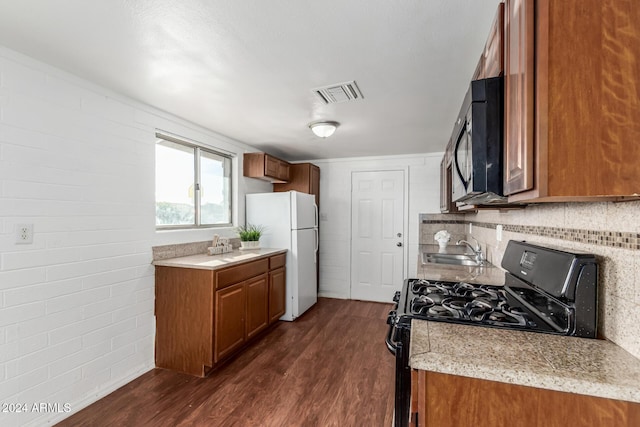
[[421, 252, 483, 267]]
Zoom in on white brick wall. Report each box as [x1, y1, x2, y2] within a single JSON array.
[[0, 46, 270, 426], [310, 154, 441, 300]]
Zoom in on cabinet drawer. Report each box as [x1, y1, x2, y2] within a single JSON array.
[[269, 253, 286, 270], [216, 259, 268, 289]]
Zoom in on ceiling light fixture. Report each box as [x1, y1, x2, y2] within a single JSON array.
[[309, 121, 339, 138]]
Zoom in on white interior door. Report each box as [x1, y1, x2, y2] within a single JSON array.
[[350, 170, 405, 302]]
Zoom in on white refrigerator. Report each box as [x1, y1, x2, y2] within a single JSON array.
[[245, 191, 318, 321]]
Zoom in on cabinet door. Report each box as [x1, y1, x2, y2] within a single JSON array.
[[269, 267, 286, 324], [214, 282, 245, 363], [421, 372, 640, 426], [265, 155, 290, 182], [277, 159, 290, 182], [244, 152, 290, 183], [265, 154, 280, 177], [439, 159, 456, 213], [246, 274, 269, 339], [503, 0, 535, 195], [483, 3, 504, 78], [440, 158, 448, 213]]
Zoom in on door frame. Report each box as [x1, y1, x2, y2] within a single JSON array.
[[348, 167, 409, 300]]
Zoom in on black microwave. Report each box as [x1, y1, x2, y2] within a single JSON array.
[[451, 76, 506, 205]]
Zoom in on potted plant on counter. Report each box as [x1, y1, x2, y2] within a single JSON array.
[[237, 223, 264, 250]]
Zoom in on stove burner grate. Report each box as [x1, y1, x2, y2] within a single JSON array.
[[411, 279, 453, 296], [407, 280, 537, 329]]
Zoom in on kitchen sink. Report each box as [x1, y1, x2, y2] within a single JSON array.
[[421, 252, 483, 267]]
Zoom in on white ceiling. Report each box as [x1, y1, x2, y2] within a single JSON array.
[[0, 0, 501, 161]]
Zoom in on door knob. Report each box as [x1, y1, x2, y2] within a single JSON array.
[[396, 242, 403, 247]]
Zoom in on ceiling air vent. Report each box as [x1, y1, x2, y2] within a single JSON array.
[[313, 80, 364, 104]]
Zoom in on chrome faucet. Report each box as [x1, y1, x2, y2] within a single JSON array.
[[456, 236, 485, 264]]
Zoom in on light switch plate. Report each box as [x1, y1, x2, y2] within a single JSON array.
[[496, 224, 503, 242]]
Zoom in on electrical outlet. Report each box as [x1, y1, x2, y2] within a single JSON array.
[[496, 224, 503, 242], [16, 223, 34, 244]]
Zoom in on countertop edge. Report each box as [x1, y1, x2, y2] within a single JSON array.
[[410, 353, 640, 404], [409, 320, 640, 404]]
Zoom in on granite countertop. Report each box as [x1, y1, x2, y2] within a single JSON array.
[[410, 320, 640, 404], [152, 248, 287, 270]]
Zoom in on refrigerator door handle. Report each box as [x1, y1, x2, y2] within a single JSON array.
[[314, 228, 319, 256], [313, 203, 319, 228]]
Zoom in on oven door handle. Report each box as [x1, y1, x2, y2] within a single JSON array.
[[385, 310, 398, 355], [453, 124, 470, 190]]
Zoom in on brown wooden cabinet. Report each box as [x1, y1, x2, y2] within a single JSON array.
[[439, 160, 458, 214], [413, 371, 640, 427], [439, 157, 448, 213], [483, 3, 504, 79], [472, 3, 504, 80], [155, 253, 286, 377], [439, 139, 458, 213], [213, 272, 270, 363], [273, 162, 320, 207], [214, 281, 246, 363], [243, 152, 290, 183], [503, 0, 535, 196], [268, 253, 286, 323], [245, 274, 269, 340], [268, 267, 286, 323], [504, 0, 640, 202], [154, 267, 214, 375]]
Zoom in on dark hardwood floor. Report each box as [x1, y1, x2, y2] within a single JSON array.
[[57, 298, 395, 427]]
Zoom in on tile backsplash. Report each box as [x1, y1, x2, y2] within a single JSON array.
[[419, 201, 640, 360], [152, 238, 241, 261], [419, 214, 467, 246]]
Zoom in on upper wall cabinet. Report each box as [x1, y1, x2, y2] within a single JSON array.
[[243, 153, 290, 183], [503, 0, 535, 195], [273, 163, 320, 207], [440, 139, 458, 213], [472, 3, 505, 80], [504, 0, 640, 202], [484, 3, 505, 78]]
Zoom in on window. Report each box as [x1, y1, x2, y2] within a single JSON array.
[[155, 132, 232, 228]]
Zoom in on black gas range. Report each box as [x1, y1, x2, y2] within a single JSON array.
[[385, 240, 598, 427]]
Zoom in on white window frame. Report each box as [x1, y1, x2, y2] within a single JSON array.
[[155, 131, 233, 229]]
